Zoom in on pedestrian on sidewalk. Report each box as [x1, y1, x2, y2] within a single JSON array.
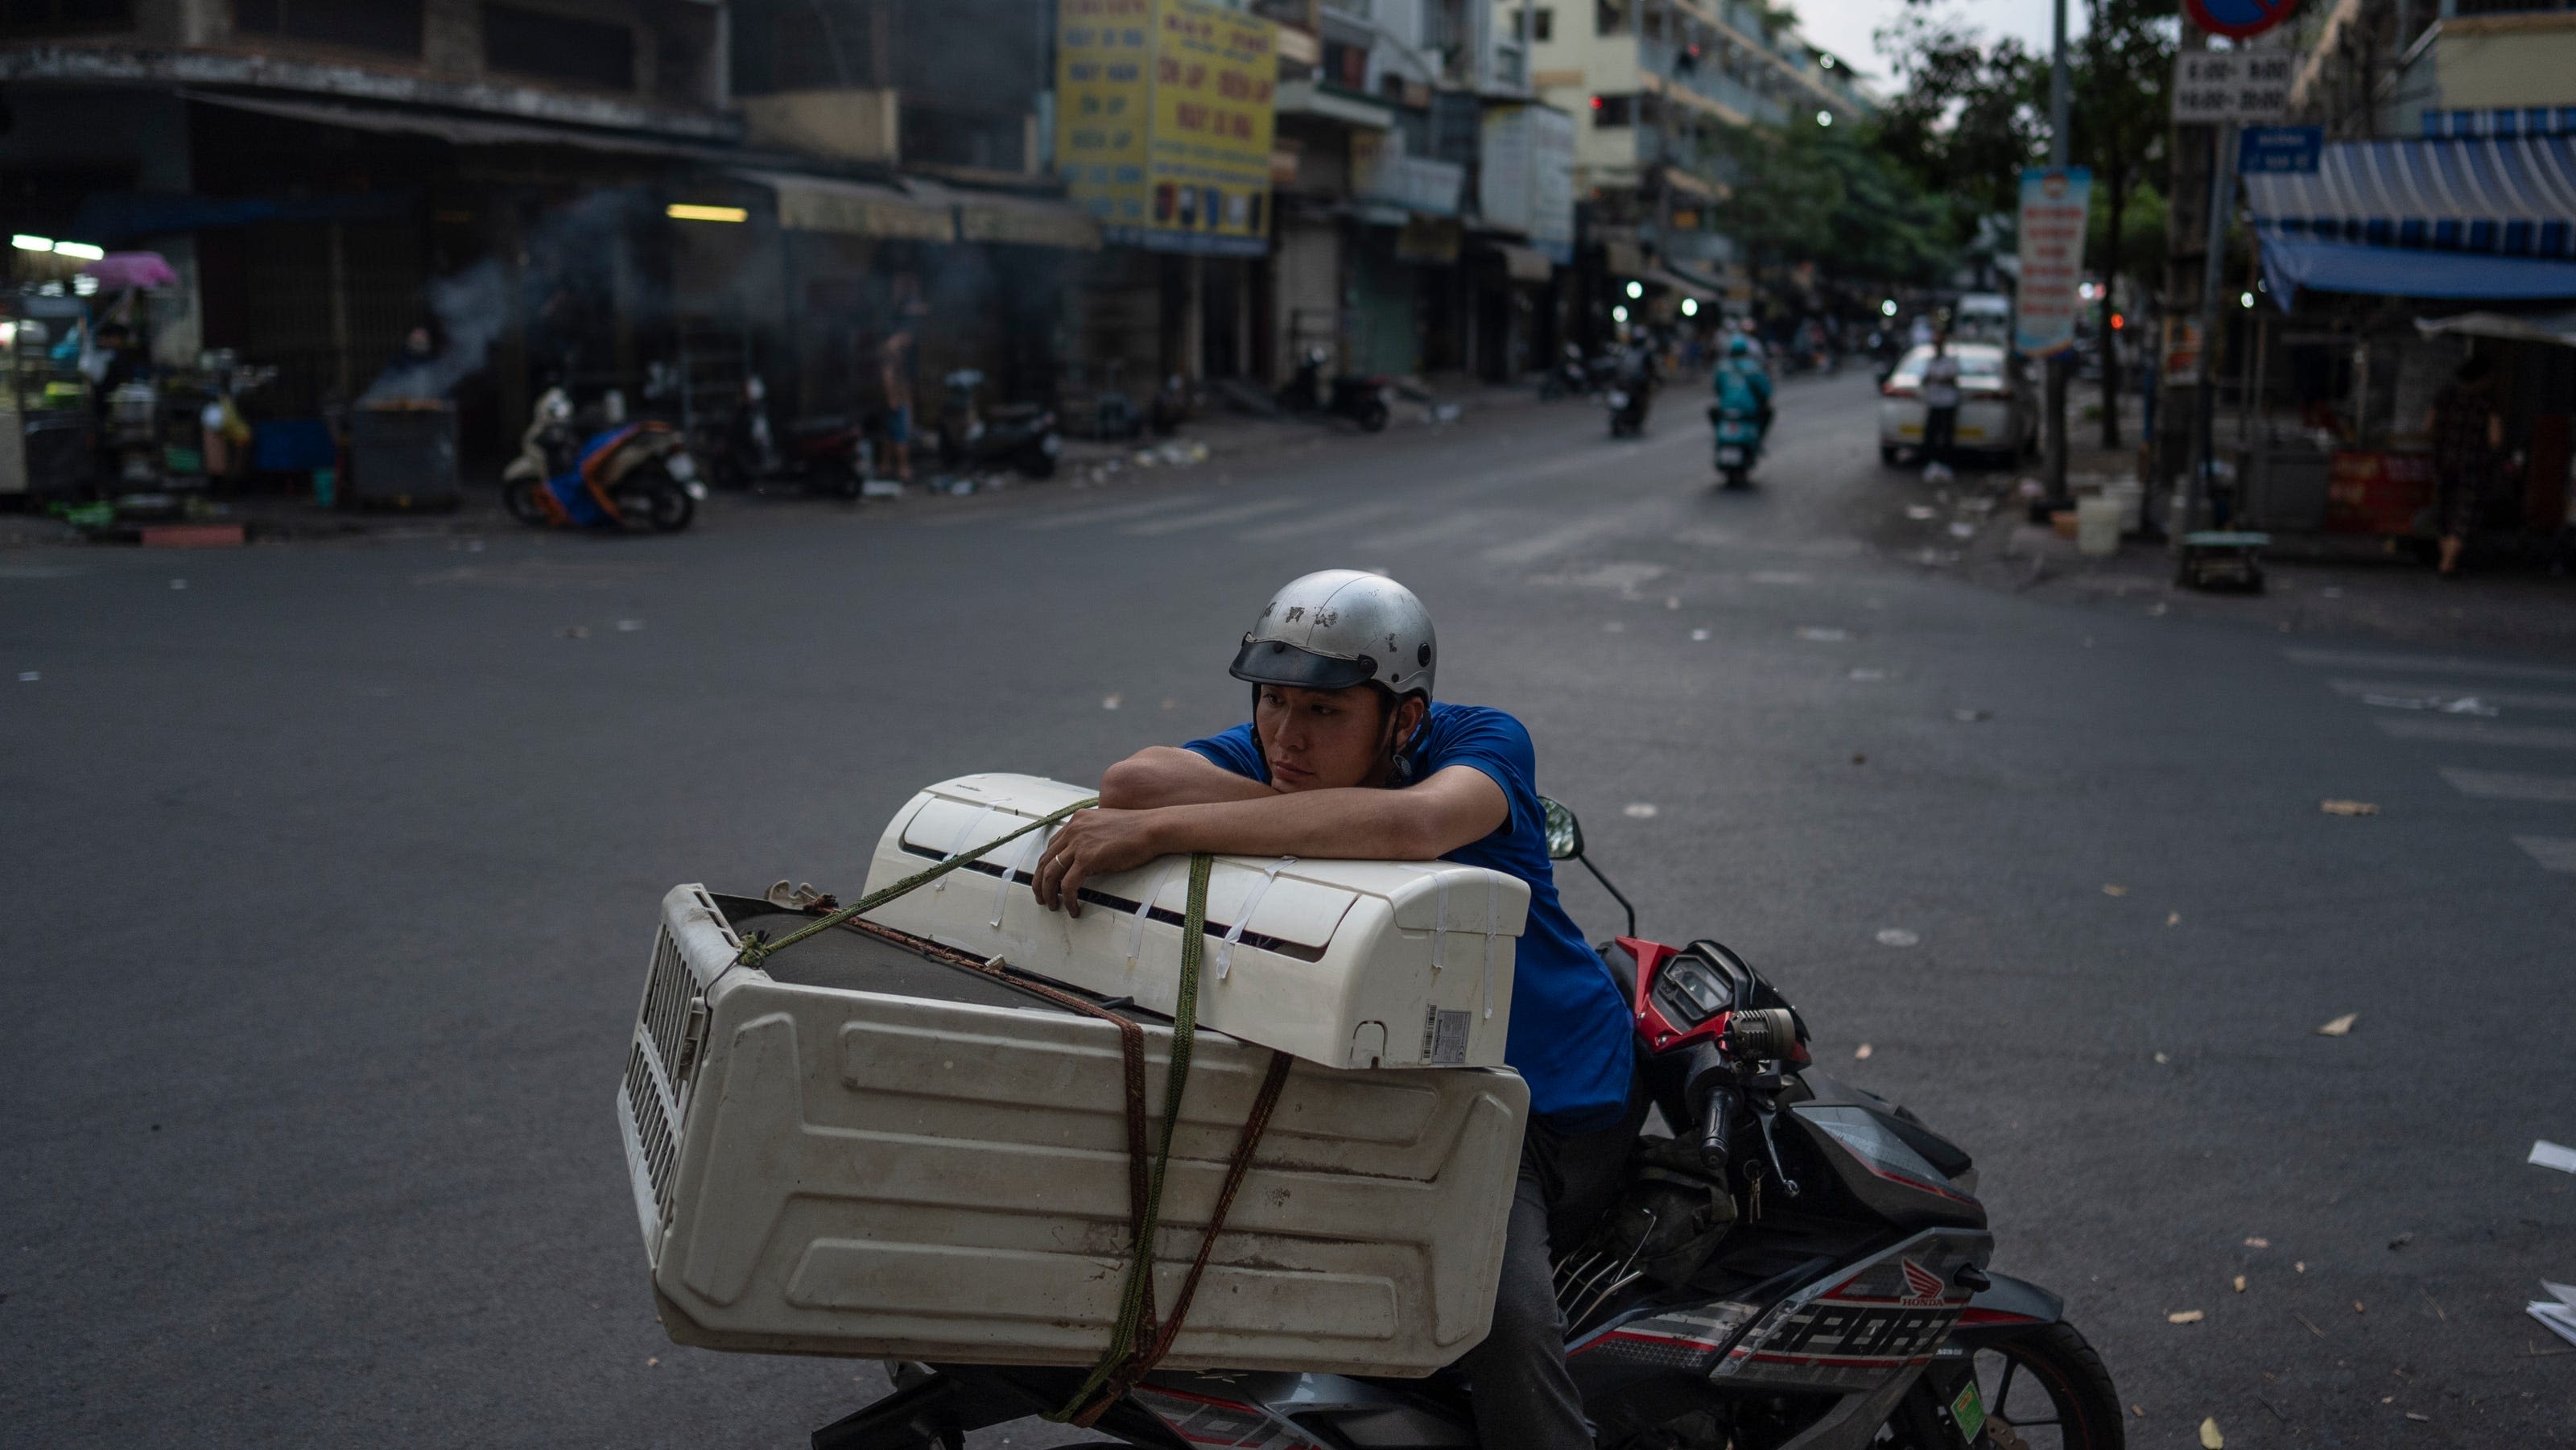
[[2427, 353, 2502, 577], [1921, 333, 1962, 482], [879, 274, 927, 484]]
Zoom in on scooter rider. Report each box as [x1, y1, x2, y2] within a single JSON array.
[[1714, 332, 1773, 442], [1031, 570, 1642, 1450]]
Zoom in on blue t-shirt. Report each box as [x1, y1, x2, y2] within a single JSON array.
[[1183, 703, 1637, 1129]]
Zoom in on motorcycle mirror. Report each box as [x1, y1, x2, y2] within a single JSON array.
[[1539, 796, 1584, 861]]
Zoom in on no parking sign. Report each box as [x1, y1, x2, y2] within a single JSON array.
[[2184, 0, 2297, 40]]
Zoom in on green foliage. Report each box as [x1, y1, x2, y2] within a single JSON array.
[[1707, 118, 1951, 287], [2089, 179, 2167, 289]]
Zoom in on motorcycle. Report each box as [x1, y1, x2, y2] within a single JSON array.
[[936, 369, 1063, 478], [1279, 347, 1392, 432], [813, 800, 2121, 1450], [1605, 354, 1654, 439], [502, 387, 702, 532], [704, 376, 874, 499], [1538, 342, 1607, 401], [1711, 405, 1763, 490]]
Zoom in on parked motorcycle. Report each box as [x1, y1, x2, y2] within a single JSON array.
[[813, 799, 2120, 1450], [1279, 347, 1392, 432], [502, 387, 702, 532], [702, 376, 873, 499], [1538, 342, 1606, 401], [937, 369, 1063, 478], [1711, 404, 1764, 490]]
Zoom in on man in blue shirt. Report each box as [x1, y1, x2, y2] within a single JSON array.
[[1033, 570, 1640, 1450]]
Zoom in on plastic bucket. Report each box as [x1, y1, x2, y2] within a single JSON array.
[[2076, 496, 2123, 556]]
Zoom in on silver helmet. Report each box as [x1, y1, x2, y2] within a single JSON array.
[[1230, 570, 1436, 700]]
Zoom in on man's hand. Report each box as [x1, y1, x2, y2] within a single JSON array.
[[1099, 746, 1280, 809], [1032, 808, 1167, 918]]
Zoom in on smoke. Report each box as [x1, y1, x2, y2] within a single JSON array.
[[359, 260, 506, 405]]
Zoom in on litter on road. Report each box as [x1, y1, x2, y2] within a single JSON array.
[[1690, 628, 1711, 641], [1850, 667, 1885, 680], [1875, 928, 1919, 948], [1101, 694, 1122, 710], [615, 619, 645, 632], [2320, 799, 2380, 816], [2529, 1140, 2576, 1173], [1854, 1043, 1873, 1060], [2103, 884, 2128, 896], [2199, 1415, 2224, 1448], [2528, 1283, 2576, 1348], [1622, 803, 1657, 818], [16, 671, 35, 682], [2233, 1275, 2247, 1292], [2316, 1013, 2359, 1037], [1953, 708, 1991, 722], [2245, 1237, 2269, 1248], [1798, 626, 1850, 642]]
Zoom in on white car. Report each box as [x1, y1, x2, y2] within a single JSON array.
[[1876, 342, 2034, 466]]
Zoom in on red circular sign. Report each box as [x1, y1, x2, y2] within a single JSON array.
[[2185, 0, 2298, 40]]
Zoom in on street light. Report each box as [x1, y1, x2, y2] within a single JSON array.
[[2240, 291, 2255, 309], [1880, 298, 1897, 317], [1625, 280, 1643, 300], [1681, 297, 1699, 317], [1816, 110, 1833, 127], [1612, 305, 1629, 324]]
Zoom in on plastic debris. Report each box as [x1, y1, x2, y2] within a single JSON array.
[[1905, 504, 1938, 521], [1875, 928, 1919, 948], [2295, 1262, 2306, 1273], [1797, 626, 1849, 642], [2103, 884, 2129, 897], [2233, 1275, 2247, 1293], [1850, 667, 1886, 681], [1854, 1043, 1873, 1060], [2316, 1013, 2359, 1037], [1622, 803, 1657, 819], [2168, 911, 2182, 926], [2199, 1416, 2224, 1448], [2388, 1233, 2413, 1250], [2530, 1139, 2576, 1173], [2320, 799, 2379, 816], [861, 478, 906, 499], [1690, 628, 1711, 642], [2529, 1282, 2576, 1348], [15, 671, 35, 683], [2168, 1310, 2205, 1324], [2154, 1051, 2169, 1064], [615, 619, 645, 632], [2245, 1237, 2270, 1249], [1102, 695, 1123, 711]]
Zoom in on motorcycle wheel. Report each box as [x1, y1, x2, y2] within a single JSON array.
[[1358, 399, 1390, 432], [502, 478, 550, 526], [613, 468, 696, 533], [1909, 1322, 2125, 1450], [1721, 466, 1750, 490]]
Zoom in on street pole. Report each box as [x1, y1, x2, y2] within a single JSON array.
[[2185, 121, 2235, 538], [2041, 0, 2071, 514]]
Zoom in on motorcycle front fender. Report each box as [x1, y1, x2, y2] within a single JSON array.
[[1946, 1270, 2065, 1346]]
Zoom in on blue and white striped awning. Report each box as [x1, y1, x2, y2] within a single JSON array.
[[2244, 136, 2576, 260]]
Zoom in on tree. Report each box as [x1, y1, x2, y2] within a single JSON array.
[[1872, 6, 2046, 238], [2068, 0, 2175, 447], [1707, 119, 1950, 298]]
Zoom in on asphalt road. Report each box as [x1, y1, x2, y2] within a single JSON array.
[[5, 373, 2571, 1449]]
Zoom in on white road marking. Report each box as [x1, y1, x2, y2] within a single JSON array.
[[2287, 647, 2576, 685], [1372, 511, 1505, 551], [1009, 494, 1208, 531], [2438, 767, 2576, 802], [2380, 719, 2576, 750], [1482, 499, 1666, 567], [1235, 499, 1407, 542], [2330, 680, 2576, 712], [1121, 497, 1305, 536], [2513, 837, 2576, 874]]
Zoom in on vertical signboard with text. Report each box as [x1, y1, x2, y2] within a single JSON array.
[[2014, 167, 2092, 357], [1055, 0, 1278, 256]]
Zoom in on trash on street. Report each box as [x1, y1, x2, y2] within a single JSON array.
[[2319, 799, 2380, 816], [1876, 927, 1919, 947], [2316, 1013, 2359, 1037], [2168, 1309, 2204, 1324], [2530, 1139, 2576, 1173]]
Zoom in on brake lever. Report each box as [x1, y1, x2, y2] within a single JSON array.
[[1751, 1097, 1801, 1199]]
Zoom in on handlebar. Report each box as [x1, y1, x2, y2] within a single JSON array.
[[1699, 1080, 1739, 1175]]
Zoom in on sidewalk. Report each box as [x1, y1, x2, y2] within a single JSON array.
[[0, 375, 1549, 551]]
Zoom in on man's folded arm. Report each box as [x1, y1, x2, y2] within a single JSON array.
[[1099, 746, 1280, 808], [1145, 764, 1507, 861]]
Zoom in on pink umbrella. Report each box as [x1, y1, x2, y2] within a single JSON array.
[[80, 252, 180, 290]]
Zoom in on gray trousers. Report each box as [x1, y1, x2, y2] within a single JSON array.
[[1457, 1084, 1645, 1450]]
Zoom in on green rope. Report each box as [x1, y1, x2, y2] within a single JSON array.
[[731, 796, 1098, 972], [1048, 851, 1216, 1425]]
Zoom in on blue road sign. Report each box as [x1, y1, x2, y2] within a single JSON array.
[[2240, 125, 2323, 174]]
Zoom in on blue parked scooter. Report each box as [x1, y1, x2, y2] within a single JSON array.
[[502, 387, 704, 532]]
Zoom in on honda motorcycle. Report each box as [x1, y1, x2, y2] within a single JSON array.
[[1711, 405, 1763, 490], [1279, 347, 1393, 432], [502, 387, 701, 532], [814, 801, 2124, 1450]]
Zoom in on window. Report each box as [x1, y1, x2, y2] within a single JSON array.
[[1322, 39, 1368, 89], [1591, 94, 1633, 127], [1531, 7, 1552, 40], [233, 0, 420, 55], [1594, 0, 1626, 36], [0, 0, 130, 35], [482, 3, 635, 91]]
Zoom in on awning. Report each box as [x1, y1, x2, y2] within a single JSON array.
[[179, 90, 739, 160], [733, 168, 954, 242], [2413, 309, 2576, 348], [906, 180, 1100, 250], [1641, 265, 1715, 302], [2258, 229, 2576, 308], [1488, 242, 1553, 283], [2244, 136, 2576, 259]]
